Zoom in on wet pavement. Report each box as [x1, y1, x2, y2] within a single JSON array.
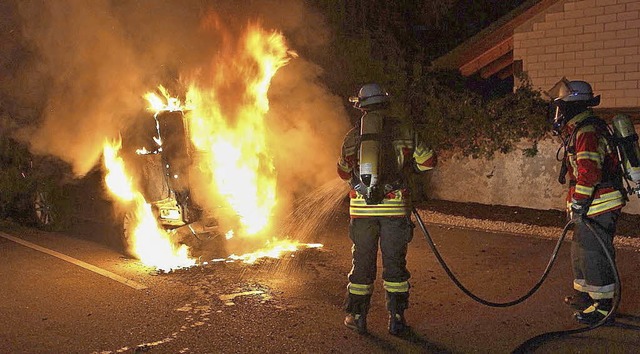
[[1, 207, 639, 353]]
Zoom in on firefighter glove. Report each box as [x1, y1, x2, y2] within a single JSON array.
[[570, 198, 590, 223]]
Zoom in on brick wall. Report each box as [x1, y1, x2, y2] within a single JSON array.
[[429, 0, 640, 217], [514, 0, 640, 107]]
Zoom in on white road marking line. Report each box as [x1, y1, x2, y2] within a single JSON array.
[[0, 231, 147, 290]]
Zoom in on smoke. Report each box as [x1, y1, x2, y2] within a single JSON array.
[[268, 58, 350, 212], [11, 0, 146, 176], [4, 0, 348, 169], [4, 0, 350, 242]]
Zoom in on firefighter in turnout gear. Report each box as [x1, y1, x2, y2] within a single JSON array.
[[337, 83, 436, 335], [549, 78, 626, 325]]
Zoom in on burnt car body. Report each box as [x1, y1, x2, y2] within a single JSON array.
[[121, 110, 219, 244]]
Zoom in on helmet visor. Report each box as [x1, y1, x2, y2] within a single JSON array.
[[547, 77, 572, 101]]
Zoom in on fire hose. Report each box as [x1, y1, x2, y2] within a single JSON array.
[[411, 207, 620, 336]]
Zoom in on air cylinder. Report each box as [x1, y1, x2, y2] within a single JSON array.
[[612, 114, 640, 183], [359, 112, 383, 204]]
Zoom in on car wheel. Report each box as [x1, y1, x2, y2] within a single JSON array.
[[34, 190, 55, 228]]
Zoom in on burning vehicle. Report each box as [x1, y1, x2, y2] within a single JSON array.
[[117, 101, 221, 251], [100, 24, 326, 271]]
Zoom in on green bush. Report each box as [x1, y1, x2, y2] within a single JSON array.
[[409, 71, 550, 159]]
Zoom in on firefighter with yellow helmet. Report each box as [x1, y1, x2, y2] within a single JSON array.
[[337, 83, 436, 335], [549, 78, 627, 325]]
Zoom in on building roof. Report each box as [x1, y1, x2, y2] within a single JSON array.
[[431, 0, 559, 79]]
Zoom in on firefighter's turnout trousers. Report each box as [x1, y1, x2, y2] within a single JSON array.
[[346, 216, 413, 315], [571, 210, 619, 299]]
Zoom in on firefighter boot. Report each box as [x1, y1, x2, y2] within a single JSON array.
[[388, 312, 407, 336], [564, 290, 593, 311], [386, 292, 409, 336], [344, 294, 370, 334], [574, 298, 615, 325], [344, 313, 367, 334]]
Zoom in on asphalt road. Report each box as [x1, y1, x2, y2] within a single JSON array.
[[1, 208, 640, 354]]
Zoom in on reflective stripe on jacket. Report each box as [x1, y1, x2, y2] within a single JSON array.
[[337, 113, 436, 217], [563, 110, 625, 216], [349, 189, 410, 216]]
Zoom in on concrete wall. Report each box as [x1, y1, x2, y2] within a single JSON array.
[[513, 0, 640, 107], [427, 136, 640, 215]]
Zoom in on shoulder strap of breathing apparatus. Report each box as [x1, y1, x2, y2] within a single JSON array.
[[558, 116, 606, 184]]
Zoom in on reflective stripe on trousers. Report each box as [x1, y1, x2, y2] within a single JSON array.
[[347, 217, 413, 294], [571, 210, 619, 299]]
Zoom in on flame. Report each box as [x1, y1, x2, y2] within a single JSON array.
[[186, 24, 293, 236], [144, 85, 189, 113], [226, 239, 322, 264], [101, 22, 321, 271], [102, 138, 195, 271], [103, 138, 134, 202]]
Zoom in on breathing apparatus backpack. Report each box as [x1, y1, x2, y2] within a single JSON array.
[[612, 114, 640, 197], [357, 112, 406, 205], [560, 113, 640, 198]]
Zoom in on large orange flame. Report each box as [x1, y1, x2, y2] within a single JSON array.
[[102, 23, 320, 271], [186, 24, 294, 236]]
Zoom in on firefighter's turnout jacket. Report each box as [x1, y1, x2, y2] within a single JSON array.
[[562, 110, 625, 216], [337, 112, 436, 217]]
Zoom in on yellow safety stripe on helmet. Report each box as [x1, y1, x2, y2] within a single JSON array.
[[383, 280, 410, 293], [574, 184, 595, 197], [348, 283, 373, 295]]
